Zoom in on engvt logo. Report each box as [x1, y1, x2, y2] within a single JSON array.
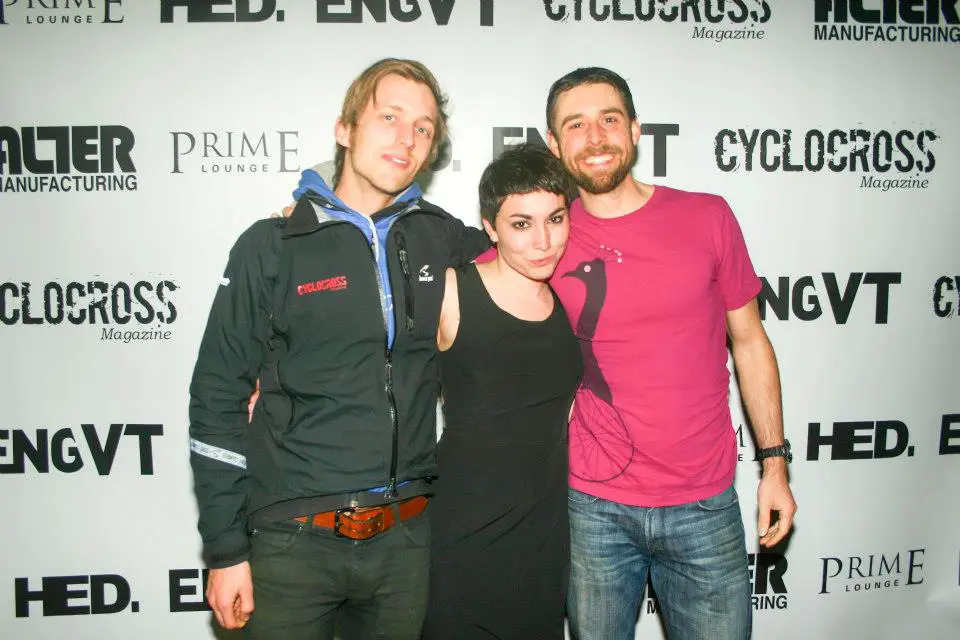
[[814, 0, 960, 43], [315, 0, 494, 25], [0, 0, 124, 26], [0, 423, 163, 475], [757, 273, 901, 324], [168, 569, 210, 612], [0, 126, 137, 193]]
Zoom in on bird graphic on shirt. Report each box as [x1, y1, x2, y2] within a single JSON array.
[[562, 245, 634, 482]]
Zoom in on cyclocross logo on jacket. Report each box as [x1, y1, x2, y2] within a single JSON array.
[[297, 276, 349, 296]]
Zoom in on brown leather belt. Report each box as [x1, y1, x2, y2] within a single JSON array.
[[294, 496, 428, 540]]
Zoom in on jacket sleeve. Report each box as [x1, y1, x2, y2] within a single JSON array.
[[445, 214, 492, 267], [188, 221, 274, 569]]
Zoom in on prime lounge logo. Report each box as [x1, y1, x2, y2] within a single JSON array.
[[819, 548, 925, 595], [715, 127, 938, 191], [0, 0, 124, 26], [0, 279, 178, 342], [543, 0, 771, 43], [493, 124, 679, 177], [0, 423, 163, 475], [160, 1, 496, 26], [0, 126, 137, 194], [814, 0, 960, 44], [171, 130, 300, 175]]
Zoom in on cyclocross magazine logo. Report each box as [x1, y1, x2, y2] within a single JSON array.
[[159, 0, 496, 26], [542, 0, 772, 43], [715, 127, 938, 192], [0, 279, 178, 343], [0, 0, 124, 26]]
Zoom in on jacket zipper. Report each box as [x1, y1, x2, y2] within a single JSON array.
[[360, 218, 401, 499], [395, 231, 416, 333]]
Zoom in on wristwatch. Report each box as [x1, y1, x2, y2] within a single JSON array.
[[756, 439, 792, 463]]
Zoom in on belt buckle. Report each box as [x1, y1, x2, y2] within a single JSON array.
[[334, 507, 385, 540]]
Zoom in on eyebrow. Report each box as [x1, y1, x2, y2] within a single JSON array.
[[379, 103, 436, 125], [559, 107, 626, 128], [507, 206, 567, 220]]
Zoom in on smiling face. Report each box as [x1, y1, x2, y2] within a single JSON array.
[[547, 82, 641, 195], [335, 73, 437, 206], [483, 190, 570, 282]]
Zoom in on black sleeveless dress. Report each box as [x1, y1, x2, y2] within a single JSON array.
[[422, 264, 583, 640]]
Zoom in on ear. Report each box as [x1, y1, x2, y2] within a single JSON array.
[[481, 218, 498, 244], [630, 118, 641, 146], [334, 117, 352, 149], [546, 130, 561, 158]]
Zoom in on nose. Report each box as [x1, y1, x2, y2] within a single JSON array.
[[586, 121, 604, 145], [533, 223, 551, 252], [398, 124, 415, 149]]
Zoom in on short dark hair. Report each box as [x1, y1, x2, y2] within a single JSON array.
[[478, 144, 576, 225], [545, 67, 637, 136]]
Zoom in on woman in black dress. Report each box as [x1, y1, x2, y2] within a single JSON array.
[[422, 145, 583, 640]]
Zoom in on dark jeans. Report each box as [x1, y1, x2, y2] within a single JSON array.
[[245, 506, 431, 640]]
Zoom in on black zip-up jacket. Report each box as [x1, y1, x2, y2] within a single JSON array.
[[188, 193, 489, 568]]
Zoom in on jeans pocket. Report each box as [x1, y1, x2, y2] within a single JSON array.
[[250, 521, 305, 558], [399, 507, 431, 548], [695, 485, 739, 512], [568, 488, 601, 506]]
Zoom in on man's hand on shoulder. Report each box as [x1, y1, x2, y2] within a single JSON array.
[[757, 459, 796, 548], [271, 201, 296, 219], [207, 561, 254, 629]]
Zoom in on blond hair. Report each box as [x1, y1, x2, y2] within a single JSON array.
[[333, 58, 448, 187]]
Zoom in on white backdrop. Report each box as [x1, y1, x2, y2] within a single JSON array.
[[1, 1, 958, 638]]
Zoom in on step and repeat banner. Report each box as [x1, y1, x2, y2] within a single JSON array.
[[1, 1, 958, 638]]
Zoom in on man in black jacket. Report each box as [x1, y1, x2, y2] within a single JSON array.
[[188, 58, 488, 639]]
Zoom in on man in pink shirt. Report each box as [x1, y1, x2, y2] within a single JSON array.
[[545, 68, 796, 639]]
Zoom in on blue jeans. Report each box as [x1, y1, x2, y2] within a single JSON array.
[[567, 485, 751, 640]]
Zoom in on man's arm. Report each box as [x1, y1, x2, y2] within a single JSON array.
[[445, 214, 492, 266], [727, 298, 797, 548], [188, 221, 274, 627]]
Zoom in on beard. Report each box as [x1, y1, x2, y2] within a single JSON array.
[[563, 144, 637, 195]]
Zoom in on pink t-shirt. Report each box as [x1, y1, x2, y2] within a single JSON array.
[[550, 186, 761, 507]]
